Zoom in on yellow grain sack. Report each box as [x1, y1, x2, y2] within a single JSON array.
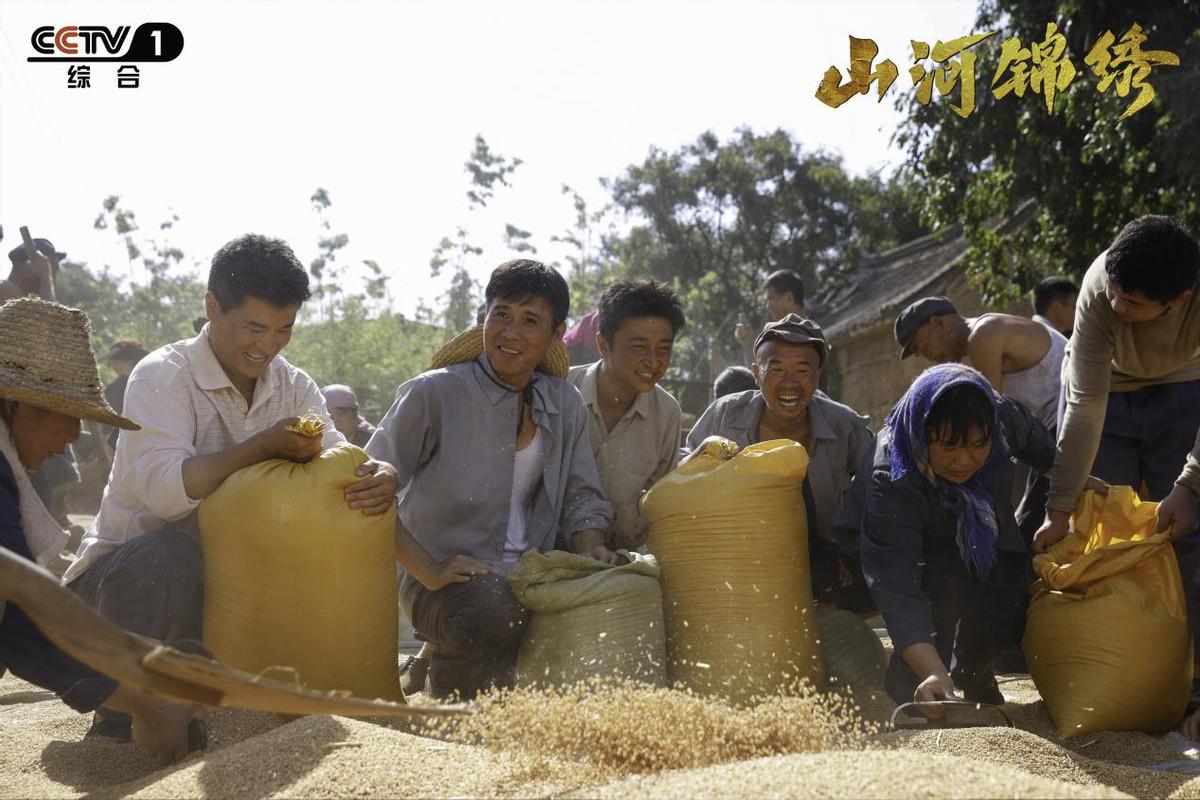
[[199, 443, 403, 702], [1024, 487, 1191, 737], [640, 437, 823, 704], [509, 549, 667, 688]]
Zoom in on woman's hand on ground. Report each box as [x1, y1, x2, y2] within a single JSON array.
[[913, 672, 959, 719]]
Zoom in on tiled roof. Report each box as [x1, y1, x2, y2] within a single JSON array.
[[816, 199, 1037, 340]]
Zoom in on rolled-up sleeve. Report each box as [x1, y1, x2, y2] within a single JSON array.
[[861, 463, 936, 652], [561, 404, 613, 538], [120, 377, 201, 521]]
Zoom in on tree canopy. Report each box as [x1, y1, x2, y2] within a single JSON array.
[[893, 0, 1200, 304]]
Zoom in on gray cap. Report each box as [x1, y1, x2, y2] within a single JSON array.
[[894, 296, 956, 359], [753, 314, 828, 366]]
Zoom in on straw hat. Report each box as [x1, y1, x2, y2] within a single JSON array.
[[0, 297, 140, 430], [429, 324, 569, 379]]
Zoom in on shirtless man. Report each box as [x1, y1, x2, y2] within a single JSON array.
[[894, 297, 1066, 431]]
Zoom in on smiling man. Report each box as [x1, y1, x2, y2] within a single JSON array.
[[685, 315, 872, 607], [63, 234, 398, 737], [1034, 216, 1200, 661], [367, 259, 614, 699], [567, 281, 685, 550]]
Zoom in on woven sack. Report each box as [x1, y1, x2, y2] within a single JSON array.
[[1024, 487, 1191, 737], [641, 437, 823, 704], [199, 444, 403, 701], [509, 549, 666, 687], [430, 324, 569, 378]]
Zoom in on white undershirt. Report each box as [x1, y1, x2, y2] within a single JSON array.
[[505, 427, 543, 559]]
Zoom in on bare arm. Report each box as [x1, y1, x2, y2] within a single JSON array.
[[967, 325, 1006, 392], [179, 418, 321, 501]]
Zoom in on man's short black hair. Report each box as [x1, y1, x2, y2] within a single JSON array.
[[485, 259, 571, 328], [1032, 276, 1079, 316], [714, 365, 757, 398], [925, 384, 994, 448], [764, 269, 805, 307], [597, 280, 686, 343], [1105, 215, 1200, 304], [208, 234, 311, 312]]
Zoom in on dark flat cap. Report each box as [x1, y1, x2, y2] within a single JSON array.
[[753, 314, 828, 365], [894, 296, 957, 359]]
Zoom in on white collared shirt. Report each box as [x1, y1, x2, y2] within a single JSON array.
[[567, 361, 682, 543], [64, 327, 342, 583]]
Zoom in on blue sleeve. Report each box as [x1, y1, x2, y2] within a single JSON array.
[[0, 455, 117, 713], [997, 396, 1056, 474], [860, 454, 937, 653]]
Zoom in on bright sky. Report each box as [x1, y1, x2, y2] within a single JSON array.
[[0, 0, 978, 318]]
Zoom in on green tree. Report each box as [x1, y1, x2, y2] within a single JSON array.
[[603, 127, 929, 379], [307, 187, 351, 322], [91, 196, 206, 347], [893, 1, 1200, 305], [550, 183, 622, 318], [429, 135, 534, 337]]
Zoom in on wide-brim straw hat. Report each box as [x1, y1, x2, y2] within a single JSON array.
[[0, 297, 140, 430], [429, 324, 569, 379]]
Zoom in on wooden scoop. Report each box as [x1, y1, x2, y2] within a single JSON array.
[[0, 546, 467, 718]]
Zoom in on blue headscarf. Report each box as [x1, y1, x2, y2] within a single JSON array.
[[884, 364, 1008, 578]]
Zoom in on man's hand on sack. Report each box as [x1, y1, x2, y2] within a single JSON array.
[[256, 418, 324, 463], [1033, 476, 1112, 554], [423, 554, 495, 591], [1157, 483, 1200, 540], [614, 518, 649, 551], [345, 459, 399, 515], [573, 528, 621, 566], [1033, 510, 1071, 554]]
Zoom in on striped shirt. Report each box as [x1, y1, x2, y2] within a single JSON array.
[[64, 327, 342, 583]]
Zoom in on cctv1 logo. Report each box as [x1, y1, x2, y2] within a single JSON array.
[[29, 23, 183, 62]]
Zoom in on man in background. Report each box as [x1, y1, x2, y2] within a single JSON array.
[[1032, 276, 1079, 337], [1, 237, 61, 302], [733, 269, 807, 364], [322, 384, 376, 447]]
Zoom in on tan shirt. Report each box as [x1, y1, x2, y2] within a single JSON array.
[[64, 327, 342, 583], [567, 363, 681, 543], [1048, 251, 1200, 511]]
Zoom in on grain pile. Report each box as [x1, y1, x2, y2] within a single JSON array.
[[0, 671, 283, 799], [577, 750, 1134, 799], [7, 669, 1200, 799], [424, 678, 874, 775]]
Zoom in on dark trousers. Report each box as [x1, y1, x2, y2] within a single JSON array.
[[68, 528, 204, 645], [1088, 381, 1200, 648], [883, 547, 1030, 706], [411, 573, 530, 700]]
